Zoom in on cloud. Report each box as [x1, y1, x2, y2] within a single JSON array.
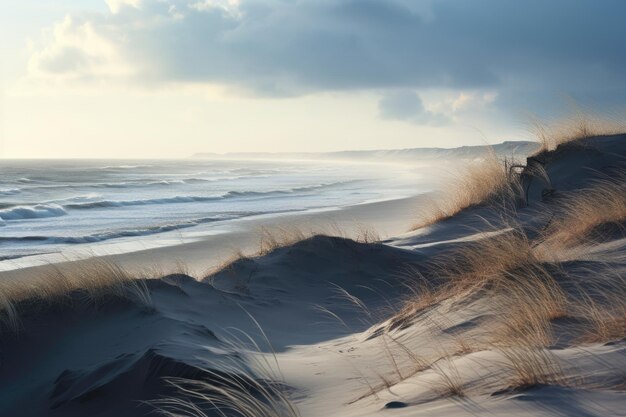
[[27, 15, 134, 80], [379, 91, 449, 125], [105, 0, 142, 14], [25, 0, 626, 117]]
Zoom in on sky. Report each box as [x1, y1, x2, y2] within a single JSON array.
[[1, 0, 625, 158]]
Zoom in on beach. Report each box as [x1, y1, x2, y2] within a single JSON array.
[[1, 193, 425, 279], [0, 135, 624, 417], [0, 157, 433, 273]]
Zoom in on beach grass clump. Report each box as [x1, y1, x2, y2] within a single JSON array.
[[492, 313, 565, 391], [411, 151, 523, 230], [489, 269, 568, 389], [388, 225, 543, 330], [530, 110, 626, 154], [577, 300, 626, 344], [154, 326, 299, 417], [430, 356, 466, 398], [565, 268, 626, 344], [257, 227, 311, 256], [0, 259, 150, 331], [207, 223, 382, 281], [156, 372, 299, 417], [543, 174, 626, 248]]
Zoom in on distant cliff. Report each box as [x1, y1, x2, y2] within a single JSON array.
[[193, 141, 538, 162]]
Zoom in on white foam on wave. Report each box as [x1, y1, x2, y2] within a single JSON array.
[[63, 182, 353, 210], [0, 188, 21, 196], [64, 195, 224, 209], [0, 204, 68, 221], [0, 213, 251, 244]]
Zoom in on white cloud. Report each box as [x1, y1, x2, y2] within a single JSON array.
[[21, 0, 626, 121], [27, 14, 136, 82], [190, 0, 241, 17], [105, 0, 142, 14], [451, 91, 498, 111]]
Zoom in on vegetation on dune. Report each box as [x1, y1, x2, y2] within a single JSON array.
[[529, 109, 626, 153], [411, 150, 523, 230], [412, 110, 626, 231], [205, 224, 380, 283], [371, 121, 626, 401], [0, 259, 151, 332], [543, 174, 626, 248]]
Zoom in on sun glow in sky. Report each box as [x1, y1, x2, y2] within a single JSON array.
[[1, 0, 625, 158]]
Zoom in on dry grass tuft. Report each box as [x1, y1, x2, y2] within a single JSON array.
[[412, 110, 625, 231], [154, 323, 299, 417], [204, 227, 317, 281], [156, 372, 299, 417], [0, 259, 150, 331], [567, 268, 626, 344], [257, 226, 311, 256], [530, 110, 626, 154], [578, 303, 626, 344], [430, 356, 466, 398], [411, 151, 523, 230], [544, 174, 626, 248], [206, 223, 382, 281], [489, 270, 568, 389], [354, 224, 381, 244], [497, 345, 565, 390]]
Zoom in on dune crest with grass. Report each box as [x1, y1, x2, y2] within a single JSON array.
[[0, 129, 625, 417]]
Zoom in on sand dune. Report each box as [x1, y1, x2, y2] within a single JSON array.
[[0, 134, 624, 416]]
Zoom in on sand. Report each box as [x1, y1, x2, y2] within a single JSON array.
[[1, 193, 425, 277], [0, 136, 624, 417]]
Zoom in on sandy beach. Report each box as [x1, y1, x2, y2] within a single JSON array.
[[0, 193, 425, 277]]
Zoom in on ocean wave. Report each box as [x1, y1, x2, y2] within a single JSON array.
[[6, 177, 218, 193], [0, 188, 21, 196], [0, 181, 358, 215], [0, 204, 67, 221], [65, 182, 352, 210], [3, 173, 287, 195], [0, 214, 247, 245], [98, 164, 153, 170], [224, 181, 356, 198], [64, 195, 225, 209]]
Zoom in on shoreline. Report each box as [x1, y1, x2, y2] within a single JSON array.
[[0, 193, 426, 279]]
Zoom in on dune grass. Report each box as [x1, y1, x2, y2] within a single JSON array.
[[154, 319, 300, 417], [0, 259, 151, 332], [412, 110, 626, 231], [386, 204, 624, 399], [156, 372, 299, 417], [206, 224, 381, 282], [530, 110, 626, 154], [411, 151, 523, 230], [543, 174, 626, 248]]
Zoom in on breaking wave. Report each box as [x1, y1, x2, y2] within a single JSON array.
[[0, 214, 250, 244], [0, 204, 67, 221], [60, 182, 354, 210]]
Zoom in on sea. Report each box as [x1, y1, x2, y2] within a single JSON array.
[[0, 158, 430, 269]]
